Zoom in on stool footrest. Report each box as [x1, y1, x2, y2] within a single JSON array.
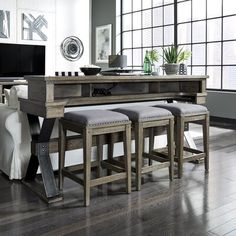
[[143, 152, 170, 163], [66, 161, 98, 172], [101, 160, 125, 173], [183, 146, 203, 154], [142, 162, 170, 174], [62, 168, 84, 186], [90, 173, 126, 187], [181, 153, 206, 162]]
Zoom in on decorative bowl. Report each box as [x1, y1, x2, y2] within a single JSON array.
[[80, 67, 101, 75]]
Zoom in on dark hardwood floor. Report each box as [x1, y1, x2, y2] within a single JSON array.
[[1, 125, 236, 236]]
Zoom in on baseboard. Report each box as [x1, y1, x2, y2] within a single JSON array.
[[210, 116, 236, 129]]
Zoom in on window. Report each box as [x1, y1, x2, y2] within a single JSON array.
[[119, 0, 174, 70], [118, 0, 236, 91]]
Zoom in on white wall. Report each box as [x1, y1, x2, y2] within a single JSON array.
[[0, 0, 90, 75]]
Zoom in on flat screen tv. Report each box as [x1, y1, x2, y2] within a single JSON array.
[[0, 43, 45, 77]]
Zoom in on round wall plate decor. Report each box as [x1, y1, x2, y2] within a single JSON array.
[[60, 36, 84, 61]]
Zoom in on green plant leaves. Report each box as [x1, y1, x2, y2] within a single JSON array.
[[149, 49, 159, 63], [163, 45, 191, 63]]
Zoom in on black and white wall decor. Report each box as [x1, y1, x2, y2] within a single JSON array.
[[60, 36, 84, 61], [0, 10, 10, 38], [22, 13, 48, 41], [96, 24, 112, 63]]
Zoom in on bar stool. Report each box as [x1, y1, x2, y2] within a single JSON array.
[[153, 103, 209, 178], [58, 109, 132, 206], [114, 105, 174, 191]]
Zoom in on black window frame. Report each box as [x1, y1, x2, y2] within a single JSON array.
[[119, 0, 236, 92]]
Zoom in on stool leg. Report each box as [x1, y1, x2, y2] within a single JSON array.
[[203, 113, 210, 173], [124, 124, 132, 193], [96, 136, 103, 178], [135, 123, 143, 191], [167, 118, 174, 181], [58, 121, 66, 191], [83, 128, 92, 207], [148, 128, 154, 166], [176, 116, 184, 179], [107, 133, 114, 176]]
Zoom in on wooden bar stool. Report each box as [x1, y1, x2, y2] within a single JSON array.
[[114, 105, 174, 191], [154, 103, 209, 178], [58, 109, 131, 206]]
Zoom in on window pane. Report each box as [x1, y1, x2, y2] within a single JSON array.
[[207, 43, 221, 65], [192, 66, 206, 75], [153, 27, 163, 46], [164, 25, 174, 45], [177, 1, 191, 23], [223, 41, 236, 64], [133, 0, 141, 11], [192, 44, 206, 65], [192, 21, 205, 43], [164, 4, 174, 25], [192, 0, 206, 20], [223, 66, 236, 90], [143, 0, 152, 9], [165, 0, 174, 4], [122, 31, 132, 48], [143, 28, 152, 47], [207, 0, 221, 18], [123, 49, 132, 66], [133, 12, 141, 30], [223, 0, 236, 16], [133, 30, 142, 48], [153, 7, 163, 27], [153, 0, 163, 7], [122, 14, 132, 31], [207, 19, 221, 42], [206, 66, 221, 89], [180, 44, 191, 65], [178, 23, 191, 44], [123, 0, 132, 14], [143, 9, 152, 28], [133, 48, 142, 66], [223, 16, 236, 40]]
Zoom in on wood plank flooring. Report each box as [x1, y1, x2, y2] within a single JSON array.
[[1, 125, 236, 236]]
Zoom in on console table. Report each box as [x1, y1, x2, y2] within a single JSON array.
[[19, 75, 208, 203]]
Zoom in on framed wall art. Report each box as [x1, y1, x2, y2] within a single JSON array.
[[0, 10, 10, 38], [95, 24, 112, 63], [22, 13, 48, 41]]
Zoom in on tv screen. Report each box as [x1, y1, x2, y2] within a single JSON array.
[[0, 43, 45, 77]]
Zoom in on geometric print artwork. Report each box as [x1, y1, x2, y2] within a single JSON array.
[[22, 13, 48, 41], [0, 10, 10, 38]]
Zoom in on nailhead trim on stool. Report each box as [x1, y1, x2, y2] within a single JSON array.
[[58, 109, 132, 206], [114, 105, 175, 190]]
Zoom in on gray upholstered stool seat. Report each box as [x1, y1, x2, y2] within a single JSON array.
[[114, 105, 173, 122], [154, 103, 209, 178], [114, 105, 174, 190], [152, 103, 208, 116], [64, 110, 130, 127], [59, 109, 132, 206]]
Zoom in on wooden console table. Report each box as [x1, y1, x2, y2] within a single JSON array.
[[19, 75, 208, 203]]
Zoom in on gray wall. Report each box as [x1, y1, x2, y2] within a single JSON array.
[[91, 0, 116, 69], [206, 92, 236, 119]]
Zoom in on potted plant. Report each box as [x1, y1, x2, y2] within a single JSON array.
[[163, 45, 191, 75]]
